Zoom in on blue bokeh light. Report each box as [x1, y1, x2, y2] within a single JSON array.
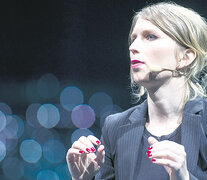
[[0, 141, 6, 162], [88, 92, 113, 117], [37, 104, 60, 128], [55, 163, 71, 180], [71, 104, 95, 128], [20, 139, 42, 163], [37, 170, 59, 180], [0, 111, 6, 132], [26, 103, 42, 128], [37, 73, 60, 99], [71, 128, 94, 144], [60, 86, 84, 111], [3, 157, 24, 180], [0, 102, 12, 115], [43, 140, 66, 164]]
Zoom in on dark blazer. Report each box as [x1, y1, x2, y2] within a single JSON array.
[[95, 98, 207, 180]]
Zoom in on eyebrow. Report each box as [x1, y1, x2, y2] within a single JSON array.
[[131, 28, 159, 39]]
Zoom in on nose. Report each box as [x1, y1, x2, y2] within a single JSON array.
[[129, 39, 140, 55]]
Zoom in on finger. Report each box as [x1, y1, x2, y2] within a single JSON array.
[[78, 136, 97, 153], [148, 136, 159, 146], [151, 158, 181, 170], [72, 140, 92, 153], [94, 145, 105, 165], [149, 149, 183, 162], [87, 135, 101, 146]]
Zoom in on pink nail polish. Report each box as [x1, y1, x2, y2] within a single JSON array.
[[148, 146, 153, 150], [86, 148, 91, 153], [91, 147, 96, 152], [151, 158, 156, 162], [147, 153, 152, 157], [79, 150, 84, 154], [147, 151, 151, 154], [96, 140, 101, 145]]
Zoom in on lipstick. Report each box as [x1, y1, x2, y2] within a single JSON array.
[[131, 60, 145, 69]]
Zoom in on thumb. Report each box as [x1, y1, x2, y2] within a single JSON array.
[[148, 136, 158, 146], [95, 145, 105, 165]]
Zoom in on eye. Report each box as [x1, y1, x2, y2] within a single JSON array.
[[145, 34, 157, 41]]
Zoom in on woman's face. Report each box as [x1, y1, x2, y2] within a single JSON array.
[[129, 18, 183, 88]]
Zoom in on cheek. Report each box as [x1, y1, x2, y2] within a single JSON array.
[[147, 43, 178, 67]]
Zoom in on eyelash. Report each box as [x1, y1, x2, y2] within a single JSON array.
[[145, 34, 157, 40]]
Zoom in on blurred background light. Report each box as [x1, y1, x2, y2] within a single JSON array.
[[3, 115, 24, 139], [37, 73, 60, 99], [0, 141, 6, 162], [37, 170, 59, 180], [37, 104, 60, 128], [0, 102, 12, 115], [71, 128, 94, 144], [20, 139, 42, 163], [88, 92, 113, 117], [26, 103, 42, 128], [3, 157, 24, 180], [43, 139, 66, 164], [60, 86, 84, 111], [0, 111, 7, 132], [71, 104, 95, 128], [55, 163, 71, 180]]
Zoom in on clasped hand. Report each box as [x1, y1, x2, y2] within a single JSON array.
[[66, 135, 105, 180]]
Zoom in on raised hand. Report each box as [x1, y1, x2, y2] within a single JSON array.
[[147, 137, 189, 180], [66, 135, 105, 180]]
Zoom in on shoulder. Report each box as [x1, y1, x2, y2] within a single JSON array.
[[103, 105, 139, 130]]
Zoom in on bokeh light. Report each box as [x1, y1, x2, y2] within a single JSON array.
[[37, 104, 60, 128], [55, 163, 71, 180], [71, 128, 94, 144], [0, 141, 6, 162], [37, 170, 59, 180], [0, 102, 12, 115], [88, 92, 113, 117], [20, 139, 42, 163], [26, 103, 42, 128], [60, 86, 84, 111], [3, 157, 24, 180], [43, 140, 66, 164], [0, 111, 7, 132], [71, 104, 95, 128], [3, 115, 24, 139], [37, 73, 60, 99]]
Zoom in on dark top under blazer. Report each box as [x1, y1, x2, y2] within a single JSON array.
[[95, 98, 207, 180]]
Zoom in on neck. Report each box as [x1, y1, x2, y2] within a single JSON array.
[[146, 77, 186, 135]]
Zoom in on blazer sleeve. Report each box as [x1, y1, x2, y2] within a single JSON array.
[[94, 115, 116, 180], [190, 99, 207, 179]]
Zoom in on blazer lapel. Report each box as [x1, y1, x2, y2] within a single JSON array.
[[116, 102, 147, 180], [181, 111, 201, 172]]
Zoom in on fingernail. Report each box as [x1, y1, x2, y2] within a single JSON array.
[[148, 146, 153, 150], [91, 147, 96, 152], [86, 148, 91, 153], [79, 150, 84, 154], [147, 153, 152, 157], [151, 158, 156, 162], [147, 151, 151, 154], [96, 140, 101, 145]]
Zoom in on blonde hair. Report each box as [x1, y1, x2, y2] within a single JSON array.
[[129, 1, 207, 103]]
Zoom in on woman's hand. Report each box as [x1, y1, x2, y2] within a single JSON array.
[[66, 135, 105, 180], [147, 137, 189, 180]]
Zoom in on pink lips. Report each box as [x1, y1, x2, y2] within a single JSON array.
[[131, 60, 145, 69]]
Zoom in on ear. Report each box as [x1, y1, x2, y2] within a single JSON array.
[[177, 49, 196, 69]]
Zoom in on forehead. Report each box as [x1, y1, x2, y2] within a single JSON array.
[[131, 18, 165, 35]]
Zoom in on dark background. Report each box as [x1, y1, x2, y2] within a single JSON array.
[[1, 0, 207, 179]]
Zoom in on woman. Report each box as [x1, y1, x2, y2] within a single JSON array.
[[66, 2, 207, 180]]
